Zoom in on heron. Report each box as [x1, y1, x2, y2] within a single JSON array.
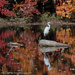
[[44, 22, 50, 38], [44, 53, 51, 70]]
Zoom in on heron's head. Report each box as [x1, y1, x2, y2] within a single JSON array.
[[48, 22, 50, 24], [47, 22, 50, 25]]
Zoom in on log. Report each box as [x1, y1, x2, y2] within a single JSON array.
[[39, 39, 70, 47], [7, 42, 24, 47], [0, 21, 75, 27]]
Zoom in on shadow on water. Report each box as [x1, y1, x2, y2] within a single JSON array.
[[0, 25, 75, 75]]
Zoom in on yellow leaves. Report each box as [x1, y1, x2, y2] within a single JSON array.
[[62, 2, 65, 5], [68, 4, 72, 9], [66, 15, 70, 18], [66, 28, 71, 32]]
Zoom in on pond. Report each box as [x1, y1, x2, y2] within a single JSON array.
[[0, 25, 75, 75]]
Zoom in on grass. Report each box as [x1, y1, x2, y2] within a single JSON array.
[[40, 12, 63, 22]]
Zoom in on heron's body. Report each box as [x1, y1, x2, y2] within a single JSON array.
[[44, 54, 51, 70], [44, 27, 50, 37], [44, 22, 50, 37]]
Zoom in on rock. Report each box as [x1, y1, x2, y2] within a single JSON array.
[[39, 39, 70, 47]]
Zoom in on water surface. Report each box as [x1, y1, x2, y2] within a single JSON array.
[[0, 26, 75, 75]]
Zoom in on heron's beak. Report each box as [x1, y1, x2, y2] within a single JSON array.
[[50, 22, 52, 24]]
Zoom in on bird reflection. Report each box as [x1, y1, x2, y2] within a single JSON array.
[[44, 53, 51, 70]]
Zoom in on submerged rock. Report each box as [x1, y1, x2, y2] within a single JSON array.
[[39, 39, 70, 47]]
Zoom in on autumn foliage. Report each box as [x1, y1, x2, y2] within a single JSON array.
[[0, 29, 42, 73], [0, 0, 48, 17], [0, 0, 16, 17], [56, 0, 75, 19], [56, 27, 75, 65], [13, 0, 40, 16], [0, 26, 75, 75]]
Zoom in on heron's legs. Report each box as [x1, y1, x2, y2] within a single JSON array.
[[44, 36, 49, 40], [44, 36, 46, 40], [47, 35, 50, 40]]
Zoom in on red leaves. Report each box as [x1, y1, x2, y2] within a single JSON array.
[[0, 53, 6, 64], [0, 29, 19, 71], [0, 29, 42, 73], [0, 0, 49, 17], [12, 0, 46, 17], [0, 30, 16, 39], [0, 30, 16, 55], [0, 40, 7, 48], [11, 63, 21, 71], [0, 0, 8, 7], [22, 1, 41, 16], [4, 53, 21, 71], [1, 8, 16, 17], [0, 0, 16, 17], [21, 30, 40, 43], [41, 0, 48, 3], [0, 8, 2, 11]]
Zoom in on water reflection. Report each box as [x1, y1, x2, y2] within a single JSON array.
[[39, 47, 68, 53], [40, 46, 69, 72], [44, 53, 51, 70], [0, 26, 75, 75]]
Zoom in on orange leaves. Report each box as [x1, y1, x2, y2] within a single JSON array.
[[62, 53, 75, 64], [56, 0, 75, 18], [56, 27, 73, 44], [9, 29, 41, 72], [71, 55, 75, 64], [62, 53, 71, 59], [73, 0, 75, 2], [12, 4, 23, 11], [56, 27, 75, 67], [13, 51, 20, 60]]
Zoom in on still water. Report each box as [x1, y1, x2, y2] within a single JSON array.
[[0, 26, 75, 75]]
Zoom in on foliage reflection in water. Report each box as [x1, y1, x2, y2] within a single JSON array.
[[0, 26, 75, 75]]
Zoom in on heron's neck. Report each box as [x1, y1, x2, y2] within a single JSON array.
[[48, 63, 51, 70], [47, 23, 50, 29]]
